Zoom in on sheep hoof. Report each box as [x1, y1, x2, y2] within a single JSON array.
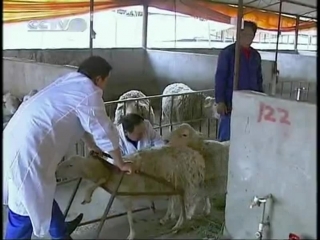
[[81, 199, 91, 205], [126, 233, 135, 240], [171, 227, 180, 234], [204, 208, 211, 216], [159, 217, 168, 225]]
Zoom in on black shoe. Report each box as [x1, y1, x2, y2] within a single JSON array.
[[66, 213, 84, 236]]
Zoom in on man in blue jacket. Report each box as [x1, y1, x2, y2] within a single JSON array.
[[215, 21, 264, 142]]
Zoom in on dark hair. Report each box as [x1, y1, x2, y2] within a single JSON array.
[[120, 113, 144, 133], [243, 21, 258, 34], [77, 56, 112, 80]]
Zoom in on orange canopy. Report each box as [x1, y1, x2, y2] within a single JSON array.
[[3, 0, 316, 31]]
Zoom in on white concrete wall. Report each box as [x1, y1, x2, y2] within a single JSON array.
[[146, 50, 274, 91], [2, 50, 274, 99], [3, 57, 75, 97], [225, 91, 316, 239]]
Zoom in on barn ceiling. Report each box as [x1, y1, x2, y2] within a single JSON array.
[[208, 0, 317, 19]]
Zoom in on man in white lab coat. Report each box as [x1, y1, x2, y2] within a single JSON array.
[[3, 56, 133, 240], [117, 113, 164, 156]]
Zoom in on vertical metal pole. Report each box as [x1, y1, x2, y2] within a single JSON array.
[[174, 0, 177, 49], [294, 16, 299, 53], [233, 0, 244, 90], [274, 0, 283, 80], [142, 3, 149, 49], [270, 0, 283, 96], [89, 0, 94, 56]]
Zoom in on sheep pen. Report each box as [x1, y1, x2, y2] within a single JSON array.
[[113, 90, 156, 125], [56, 145, 206, 239]]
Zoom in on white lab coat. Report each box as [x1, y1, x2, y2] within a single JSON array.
[[3, 72, 119, 238], [117, 120, 164, 156]]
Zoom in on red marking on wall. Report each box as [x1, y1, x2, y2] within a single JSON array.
[[289, 233, 300, 240], [257, 102, 291, 125]]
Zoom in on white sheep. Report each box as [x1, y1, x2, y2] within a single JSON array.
[[114, 90, 156, 125], [161, 83, 217, 128], [163, 123, 230, 220], [3, 114, 13, 130], [3, 92, 22, 115], [56, 145, 206, 239], [3, 90, 39, 130], [22, 89, 38, 102]]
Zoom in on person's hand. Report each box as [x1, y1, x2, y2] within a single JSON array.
[[216, 102, 228, 115], [118, 162, 135, 174], [89, 149, 104, 158]]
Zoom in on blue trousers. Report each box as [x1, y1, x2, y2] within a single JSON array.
[[217, 114, 231, 142], [5, 200, 68, 240]]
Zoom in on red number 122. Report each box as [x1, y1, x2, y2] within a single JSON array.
[[257, 102, 291, 125]]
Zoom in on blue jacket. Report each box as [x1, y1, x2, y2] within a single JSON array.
[[214, 43, 264, 107]]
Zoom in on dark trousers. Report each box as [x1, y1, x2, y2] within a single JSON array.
[[217, 114, 231, 142], [5, 200, 68, 240]]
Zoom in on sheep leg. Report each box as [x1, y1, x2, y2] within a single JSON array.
[[185, 190, 201, 220], [171, 195, 186, 232], [159, 196, 176, 225], [122, 201, 136, 240], [203, 196, 211, 216], [81, 178, 107, 205]]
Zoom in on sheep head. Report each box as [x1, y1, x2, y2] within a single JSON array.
[[3, 92, 11, 103], [203, 96, 219, 119], [56, 156, 84, 180], [3, 92, 22, 114], [167, 123, 205, 151], [117, 101, 150, 122]]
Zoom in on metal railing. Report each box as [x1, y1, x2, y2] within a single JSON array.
[[58, 81, 316, 182], [264, 80, 316, 103], [104, 89, 218, 138], [57, 89, 218, 184]]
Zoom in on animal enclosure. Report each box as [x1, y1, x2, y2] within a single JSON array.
[[57, 89, 219, 237]]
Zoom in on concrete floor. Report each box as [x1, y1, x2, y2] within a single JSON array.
[[3, 179, 225, 239]]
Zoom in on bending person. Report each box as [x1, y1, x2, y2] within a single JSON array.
[[118, 113, 164, 156], [3, 56, 133, 240]]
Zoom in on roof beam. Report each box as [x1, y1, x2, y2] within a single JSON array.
[[208, 1, 317, 20], [282, 0, 317, 9], [299, 9, 317, 17]]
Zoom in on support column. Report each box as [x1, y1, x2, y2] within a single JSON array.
[[142, 3, 149, 49], [233, 0, 243, 90], [294, 16, 299, 53], [89, 0, 94, 56]]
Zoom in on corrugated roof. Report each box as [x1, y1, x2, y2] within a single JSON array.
[[209, 0, 317, 19]]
